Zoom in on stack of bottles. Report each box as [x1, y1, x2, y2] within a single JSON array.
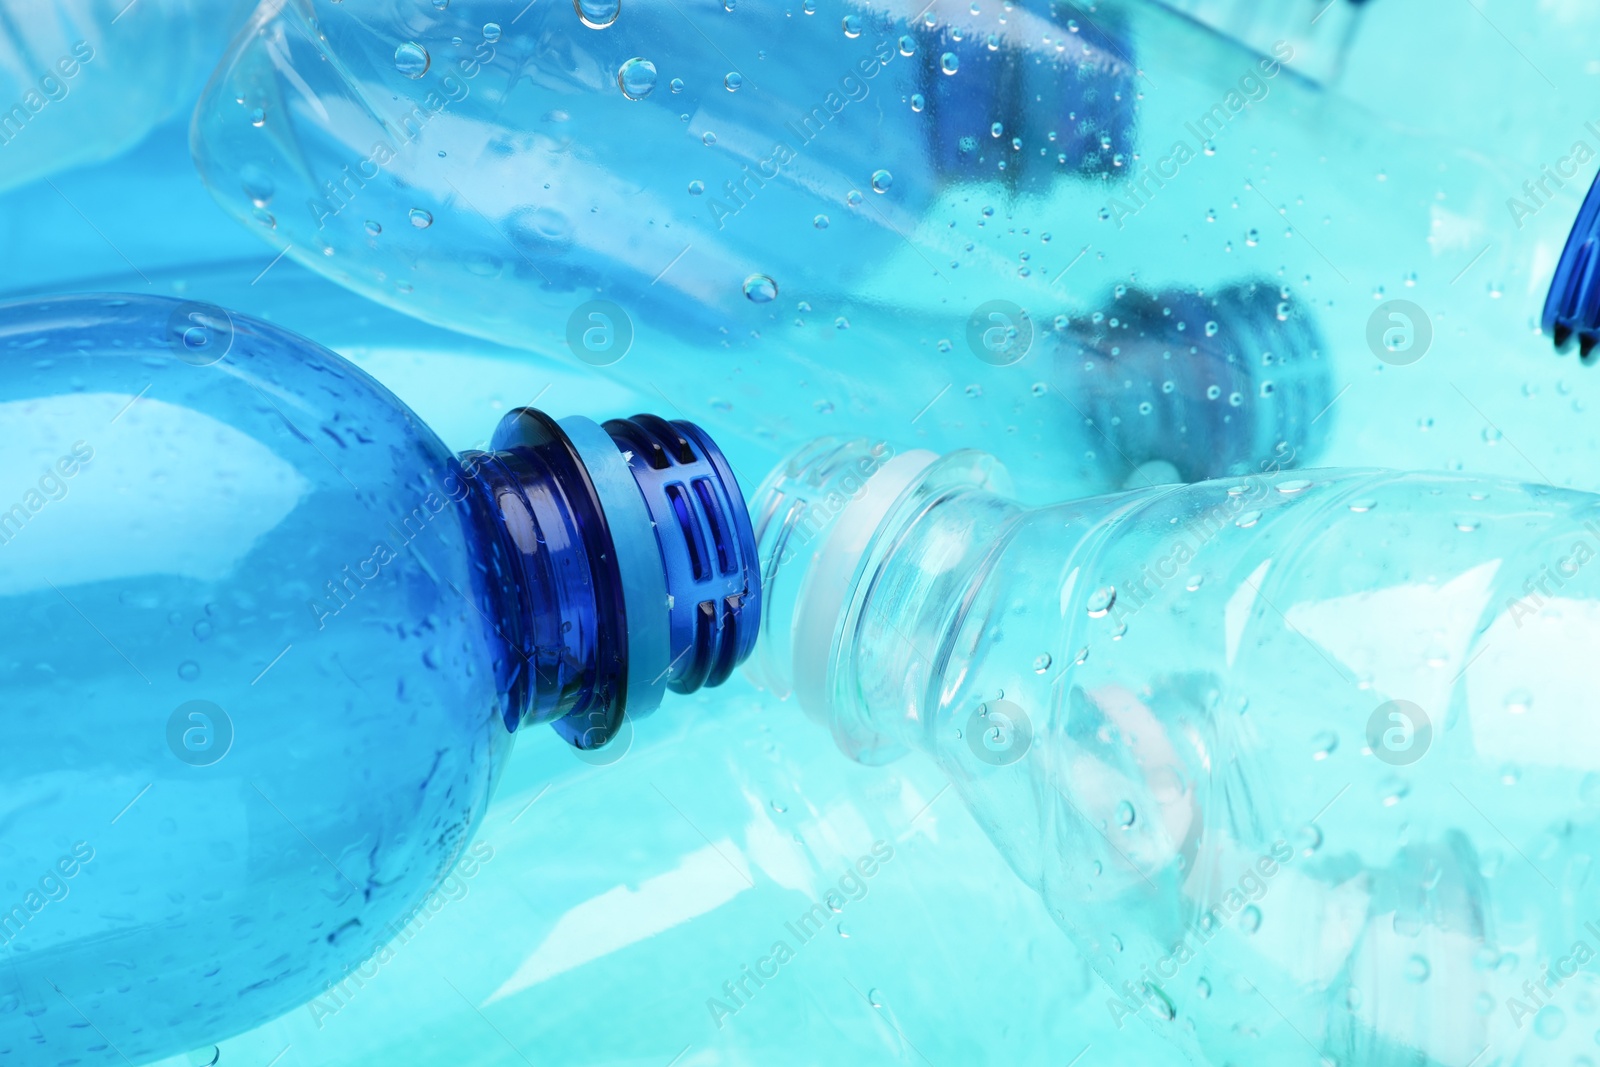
[[6, 1, 1600, 1066]]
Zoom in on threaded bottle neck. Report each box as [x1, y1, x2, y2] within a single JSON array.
[[464, 407, 760, 749], [1054, 280, 1330, 484]]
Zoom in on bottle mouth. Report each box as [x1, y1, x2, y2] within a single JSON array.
[[1544, 168, 1600, 359], [745, 436, 1005, 762], [1054, 280, 1332, 482], [475, 408, 760, 749]]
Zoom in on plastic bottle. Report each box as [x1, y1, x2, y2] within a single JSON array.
[[749, 435, 1600, 1066], [0, 0, 255, 195], [1151, 0, 1371, 84], [0, 293, 759, 1066], [190, 0, 1350, 501]]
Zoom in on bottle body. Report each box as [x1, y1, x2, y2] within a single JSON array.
[[192, 0, 1358, 500], [0, 0, 254, 195], [0, 294, 760, 1065], [754, 439, 1600, 1065], [0, 295, 515, 1064]]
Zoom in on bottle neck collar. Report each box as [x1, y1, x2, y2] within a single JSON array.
[[748, 437, 1012, 763], [465, 408, 760, 748]]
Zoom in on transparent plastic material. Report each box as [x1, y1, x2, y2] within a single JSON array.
[[752, 436, 1600, 1065], [0, 294, 756, 1066], [0, 0, 253, 195], [189, 0, 1357, 501], [1156, 0, 1600, 165], [1151, 0, 1370, 84]]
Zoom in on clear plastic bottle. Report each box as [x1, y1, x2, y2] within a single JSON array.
[[1152, 0, 1371, 84], [0, 0, 254, 195], [1154, 0, 1600, 166], [190, 0, 1351, 501], [750, 435, 1600, 1066], [0, 293, 758, 1065]]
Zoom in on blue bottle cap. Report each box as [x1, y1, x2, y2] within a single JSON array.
[[474, 408, 759, 749], [1545, 168, 1600, 359]]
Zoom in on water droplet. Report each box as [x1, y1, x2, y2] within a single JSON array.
[[1240, 905, 1262, 933], [898, 35, 916, 55], [1195, 977, 1211, 999], [184, 1047, 220, 1067], [1455, 518, 1481, 533], [841, 14, 862, 36], [394, 42, 431, 78], [743, 274, 777, 302], [871, 169, 893, 193], [409, 208, 433, 228], [364, 219, 382, 236], [910, 92, 925, 112], [248, 106, 266, 127], [1276, 478, 1312, 494], [1185, 574, 1204, 592], [724, 71, 743, 92], [1348, 498, 1377, 513], [687, 180, 704, 195], [1116, 801, 1136, 827], [769, 799, 788, 814], [617, 57, 658, 99], [178, 661, 201, 682], [192, 620, 213, 641], [867, 988, 884, 1008], [1405, 955, 1431, 983], [1086, 586, 1117, 617], [483, 22, 502, 41], [574, 0, 621, 29], [1234, 511, 1261, 528], [1204, 320, 1219, 337], [813, 214, 829, 229], [702, 131, 718, 146], [670, 77, 685, 93], [1505, 689, 1533, 715], [940, 52, 960, 75], [1032, 653, 1052, 674]]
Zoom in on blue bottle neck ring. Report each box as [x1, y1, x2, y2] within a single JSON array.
[[462, 408, 760, 748]]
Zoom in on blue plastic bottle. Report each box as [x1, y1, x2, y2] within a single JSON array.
[[189, 0, 1344, 499], [751, 436, 1600, 1066], [0, 0, 254, 195], [0, 294, 759, 1066]]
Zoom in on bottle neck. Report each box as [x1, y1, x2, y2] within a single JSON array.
[[1054, 279, 1330, 485], [465, 408, 760, 748], [749, 437, 1018, 763]]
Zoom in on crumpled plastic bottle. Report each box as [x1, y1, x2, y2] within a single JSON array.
[[0, 0, 253, 194], [190, 0, 1344, 501]]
